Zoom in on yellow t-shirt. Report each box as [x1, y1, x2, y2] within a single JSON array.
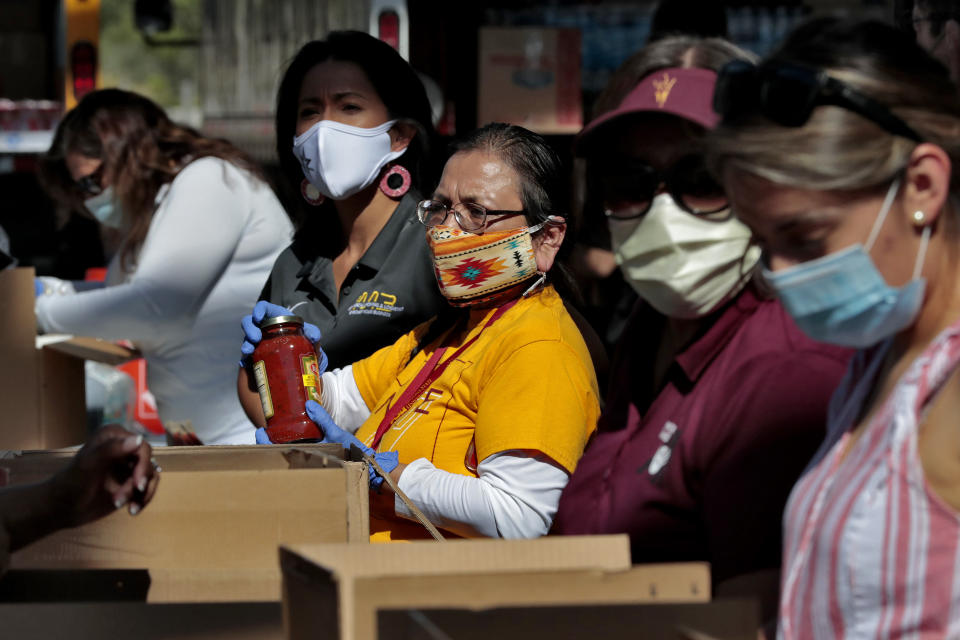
[[352, 285, 600, 540]]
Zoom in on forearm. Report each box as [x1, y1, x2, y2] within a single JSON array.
[[35, 280, 197, 341], [320, 366, 370, 433], [0, 480, 65, 553], [389, 452, 569, 539]]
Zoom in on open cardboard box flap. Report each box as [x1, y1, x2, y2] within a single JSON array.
[[7, 444, 368, 603], [0, 268, 138, 449], [281, 534, 630, 580], [280, 536, 712, 640], [39, 335, 138, 366], [0, 443, 348, 485]]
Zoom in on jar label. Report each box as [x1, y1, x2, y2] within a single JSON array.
[[300, 354, 322, 403], [253, 360, 275, 419]]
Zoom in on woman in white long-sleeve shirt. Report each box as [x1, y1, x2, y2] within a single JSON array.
[[37, 89, 292, 445]]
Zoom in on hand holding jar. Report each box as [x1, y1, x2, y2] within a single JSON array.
[[241, 302, 328, 443]]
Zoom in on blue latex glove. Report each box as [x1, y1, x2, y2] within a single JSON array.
[[240, 300, 326, 367], [254, 427, 272, 444], [34, 278, 44, 297], [305, 400, 399, 489]]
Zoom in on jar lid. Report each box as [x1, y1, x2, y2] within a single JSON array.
[[259, 315, 304, 329]]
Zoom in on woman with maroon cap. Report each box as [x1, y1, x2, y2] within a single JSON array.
[[551, 36, 852, 616]]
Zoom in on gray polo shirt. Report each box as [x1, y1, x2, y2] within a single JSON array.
[[259, 192, 448, 368]]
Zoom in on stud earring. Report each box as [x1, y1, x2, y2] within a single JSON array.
[[301, 179, 325, 206], [912, 210, 926, 226]]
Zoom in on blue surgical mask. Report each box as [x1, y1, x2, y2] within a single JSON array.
[[84, 186, 123, 229], [764, 178, 931, 349]]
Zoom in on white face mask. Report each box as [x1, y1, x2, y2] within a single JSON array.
[[293, 119, 406, 200], [609, 193, 761, 319], [84, 186, 124, 229]]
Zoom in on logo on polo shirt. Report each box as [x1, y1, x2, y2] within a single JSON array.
[[643, 420, 681, 483], [348, 289, 405, 317]]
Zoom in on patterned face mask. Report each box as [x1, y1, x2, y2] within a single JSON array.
[[426, 222, 546, 307]]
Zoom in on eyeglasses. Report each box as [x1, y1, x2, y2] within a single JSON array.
[[713, 59, 923, 143], [416, 199, 525, 232], [590, 154, 730, 220], [75, 165, 104, 196]]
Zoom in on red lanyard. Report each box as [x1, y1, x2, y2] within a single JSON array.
[[369, 299, 519, 450]]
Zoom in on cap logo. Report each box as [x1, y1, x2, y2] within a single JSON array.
[[653, 72, 677, 108]]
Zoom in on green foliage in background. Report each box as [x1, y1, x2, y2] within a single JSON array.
[[99, 0, 202, 108]]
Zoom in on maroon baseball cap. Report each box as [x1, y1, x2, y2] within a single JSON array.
[[575, 67, 720, 156]]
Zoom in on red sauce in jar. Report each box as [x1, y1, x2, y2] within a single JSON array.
[[251, 315, 324, 443]]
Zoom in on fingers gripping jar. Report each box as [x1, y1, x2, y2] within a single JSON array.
[[251, 316, 324, 443]]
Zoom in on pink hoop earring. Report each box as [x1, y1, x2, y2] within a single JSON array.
[[301, 179, 325, 206], [379, 164, 411, 199]]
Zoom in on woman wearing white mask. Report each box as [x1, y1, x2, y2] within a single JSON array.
[[36, 89, 293, 445], [709, 18, 960, 637], [238, 31, 447, 427], [256, 123, 600, 542], [552, 37, 851, 615]]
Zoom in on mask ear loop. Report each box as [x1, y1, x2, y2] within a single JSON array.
[[522, 215, 565, 298], [865, 177, 903, 252], [912, 224, 932, 280]]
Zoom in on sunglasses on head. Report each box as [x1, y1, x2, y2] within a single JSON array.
[[590, 154, 730, 221], [713, 59, 923, 142]]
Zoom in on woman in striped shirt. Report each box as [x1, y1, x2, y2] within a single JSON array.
[[709, 17, 960, 639]]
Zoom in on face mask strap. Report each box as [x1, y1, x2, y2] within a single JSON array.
[[865, 177, 902, 252], [912, 224, 932, 280], [521, 271, 547, 298]]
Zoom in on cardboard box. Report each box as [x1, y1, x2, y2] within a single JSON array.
[[478, 27, 582, 134], [0, 267, 137, 450], [376, 601, 760, 640], [3, 444, 369, 603], [0, 602, 284, 640], [280, 535, 711, 640]]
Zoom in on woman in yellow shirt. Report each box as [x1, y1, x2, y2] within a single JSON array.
[[258, 123, 600, 540]]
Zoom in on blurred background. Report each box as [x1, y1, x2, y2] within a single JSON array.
[[0, 0, 907, 280]]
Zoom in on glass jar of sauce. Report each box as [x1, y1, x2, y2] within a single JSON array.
[[251, 315, 324, 443]]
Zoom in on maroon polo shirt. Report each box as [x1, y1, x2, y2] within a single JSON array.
[[553, 285, 852, 586]]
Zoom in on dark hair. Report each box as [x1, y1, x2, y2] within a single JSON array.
[[274, 31, 436, 198], [452, 122, 565, 227], [39, 88, 263, 270], [649, 0, 728, 42]]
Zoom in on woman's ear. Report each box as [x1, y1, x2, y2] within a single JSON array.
[[534, 218, 567, 272], [902, 143, 952, 227], [389, 121, 417, 153]]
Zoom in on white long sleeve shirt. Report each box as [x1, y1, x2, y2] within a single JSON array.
[[36, 157, 293, 444], [321, 367, 570, 538]]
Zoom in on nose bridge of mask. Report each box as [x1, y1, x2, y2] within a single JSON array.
[[294, 118, 403, 200], [293, 119, 398, 147], [623, 193, 753, 249]]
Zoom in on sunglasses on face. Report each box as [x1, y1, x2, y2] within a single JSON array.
[[75, 164, 105, 197], [713, 59, 923, 142], [591, 154, 730, 220]]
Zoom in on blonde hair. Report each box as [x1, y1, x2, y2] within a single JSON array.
[[707, 18, 960, 195]]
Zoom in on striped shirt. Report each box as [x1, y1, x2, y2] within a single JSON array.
[[779, 320, 960, 639]]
